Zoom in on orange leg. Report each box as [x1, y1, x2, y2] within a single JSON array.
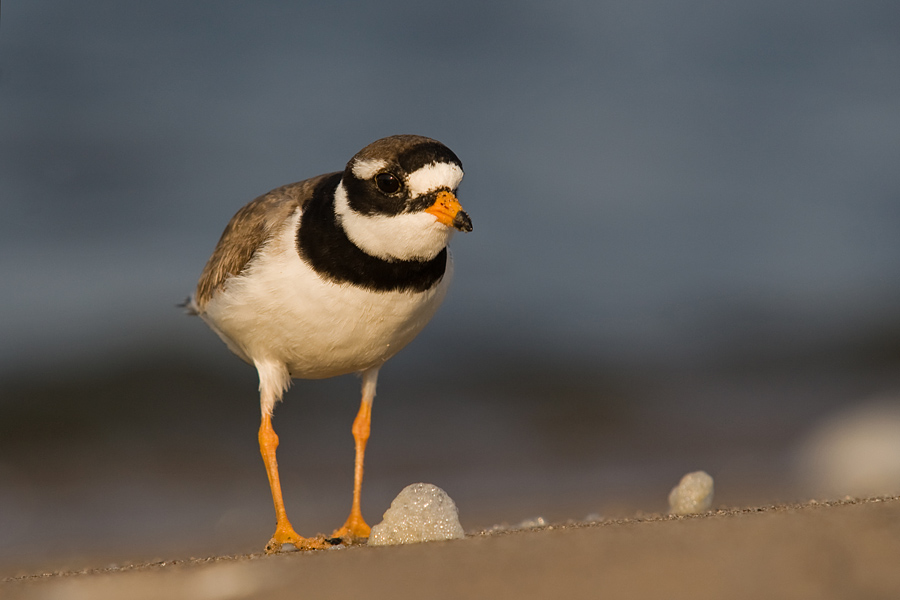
[[259, 412, 326, 553], [331, 369, 378, 541]]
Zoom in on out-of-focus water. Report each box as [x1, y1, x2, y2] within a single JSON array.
[[2, 0, 900, 575]]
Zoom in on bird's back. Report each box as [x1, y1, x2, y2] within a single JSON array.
[[192, 173, 337, 313]]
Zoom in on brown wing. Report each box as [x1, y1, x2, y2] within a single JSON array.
[[192, 173, 338, 312]]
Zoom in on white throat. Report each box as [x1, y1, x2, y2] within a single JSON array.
[[334, 182, 454, 262]]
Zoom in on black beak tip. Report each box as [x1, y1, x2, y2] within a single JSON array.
[[453, 211, 473, 233]]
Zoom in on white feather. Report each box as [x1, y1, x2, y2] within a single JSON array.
[[255, 359, 291, 416], [334, 182, 454, 261], [351, 158, 388, 180], [201, 209, 453, 386], [407, 162, 464, 199]]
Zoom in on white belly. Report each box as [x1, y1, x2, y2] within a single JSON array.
[[201, 210, 452, 379]]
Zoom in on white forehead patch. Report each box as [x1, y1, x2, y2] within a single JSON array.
[[351, 158, 389, 180], [407, 162, 464, 198]]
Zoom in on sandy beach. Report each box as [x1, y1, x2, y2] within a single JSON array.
[[5, 496, 899, 600], [5, 3, 900, 600]]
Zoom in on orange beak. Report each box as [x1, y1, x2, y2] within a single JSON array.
[[424, 190, 473, 232]]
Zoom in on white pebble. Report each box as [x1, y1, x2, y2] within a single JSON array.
[[514, 516, 547, 530], [668, 471, 714, 515], [368, 483, 465, 546], [794, 399, 900, 498]]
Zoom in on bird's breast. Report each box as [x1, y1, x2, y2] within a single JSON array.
[[201, 210, 452, 379]]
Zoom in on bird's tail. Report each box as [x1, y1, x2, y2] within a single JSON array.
[[178, 295, 201, 316]]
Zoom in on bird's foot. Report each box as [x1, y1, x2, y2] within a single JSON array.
[[264, 523, 331, 554], [330, 513, 371, 545]]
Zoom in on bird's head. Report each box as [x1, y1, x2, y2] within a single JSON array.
[[335, 135, 472, 262]]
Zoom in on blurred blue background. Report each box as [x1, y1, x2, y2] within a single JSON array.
[[3, 0, 900, 574]]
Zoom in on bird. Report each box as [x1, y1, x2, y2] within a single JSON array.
[[187, 135, 472, 553]]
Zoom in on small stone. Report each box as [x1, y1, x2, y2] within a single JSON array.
[[368, 483, 465, 546], [794, 399, 900, 498], [668, 471, 715, 515], [515, 516, 546, 530]]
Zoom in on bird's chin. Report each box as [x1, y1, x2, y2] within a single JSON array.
[[398, 226, 454, 261], [342, 210, 453, 262]]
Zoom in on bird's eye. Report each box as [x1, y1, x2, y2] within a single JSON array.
[[375, 172, 402, 194]]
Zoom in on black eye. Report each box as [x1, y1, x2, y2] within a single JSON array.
[[375, 172, 402, 194]]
